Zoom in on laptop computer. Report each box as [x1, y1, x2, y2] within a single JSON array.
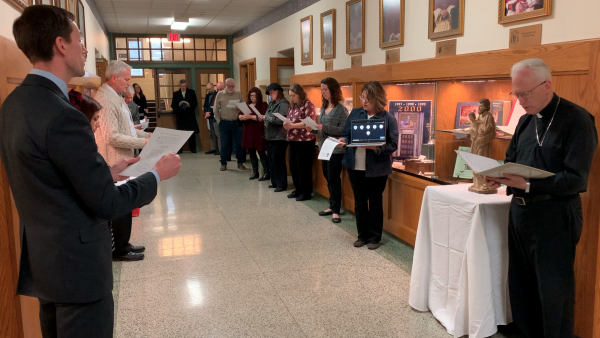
[[348, 119, 386, 147]]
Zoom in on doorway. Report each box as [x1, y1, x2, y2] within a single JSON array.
[[239, 58, 256, 97], [154, 68, 193, 150], [195, 68, 230, 151]]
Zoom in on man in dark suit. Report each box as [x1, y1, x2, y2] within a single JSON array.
[[203, 82, 219, 154], [171, 79, 200, 153], [0, 6, 182, 337]]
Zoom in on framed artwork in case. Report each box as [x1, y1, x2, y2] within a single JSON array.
[[300, 15, 313, 66], [498, 0, 552, 24], [346, 0, 365, 54], [320, 9, 336, 60], [379, 0, 405, 48], [428, 0, 465, 40]]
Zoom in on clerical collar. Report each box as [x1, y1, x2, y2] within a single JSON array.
[[536, 93, 559, 120]]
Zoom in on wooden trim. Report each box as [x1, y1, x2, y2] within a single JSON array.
[[346, 0, 365, 55], [428, 0, 464, 40], [3, 0, 28, 12], [379, 0, 404, 49], [320, 9, 336, 60], [498, 0, 552, 25], [300, 15, 313, 66], [269, 57, 294, 84]]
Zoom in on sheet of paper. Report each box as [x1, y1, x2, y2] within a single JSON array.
[[120, 127, 193, 177], [249, 105, 260, 115], [457, 151, 554, 178], [318, 138, 343, 160], [273, 112, 292, 123], [236, 102, 252, 115], [226, 100, 239, 108], [139, 119, 149, 130], [301, 117, 319, 129]]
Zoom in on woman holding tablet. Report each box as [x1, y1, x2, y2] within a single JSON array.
[[338, 81, 398, 250]]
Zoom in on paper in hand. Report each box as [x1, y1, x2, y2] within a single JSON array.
[[139, 119, 149, 130], [273, 113, 292, 123], [301, 117, 319, 129], [249, 105, 260, 115], [318, 137, 343, 160], [226, 100, 239, 108], [120, 127, 193, 177], [457, 151, 554, 179], [236, 102, 252, 115]]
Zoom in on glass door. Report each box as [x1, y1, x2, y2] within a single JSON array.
[[154, 69, 191, 132], [195, 68, 230, 151]]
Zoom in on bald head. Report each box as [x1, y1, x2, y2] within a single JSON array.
[[216, 81, 225, 91], [225, 78, 235, 94]]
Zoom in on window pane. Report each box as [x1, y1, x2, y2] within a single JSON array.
[[116, 38, 127, 49], [151, 50, 162, 61], [200, 74, 208, 84], [209, 74, 217, 84], [129, 50, 141, 61], [174, 50, 184, 61], [206, 50, 216, 61], [200, 86, 205, 97], [217, 51, 227, 61], [142, 50, 151, 61], [116, 50, 128, 61], [184, 38, 194, 49], [162, 50, 173, 61], [161, 39, 172, 49], [195, 50, 206, 61], [159, 74, 171, 86], [142, 38, 150, 49], [205, 39, 215, 49], [173, 40, 183, 49], [216, 39, 227, 49], [195, 39, 205, 49], [218, 74, 224, 82], [150, 38, 161, 49], [184, 50, 195, 61], [173, 74, 186, 85], [127, 38, 139, 49]]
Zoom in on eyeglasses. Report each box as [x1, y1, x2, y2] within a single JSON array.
[[510, 81, 546, 100], [359, 95, 369, 102]]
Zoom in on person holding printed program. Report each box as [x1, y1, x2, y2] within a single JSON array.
[[204, 82, 219, 154], [215, 78, 246, 171], [486, 58, 597, 337], [0, 5, 182, 337], [338, 81, 398, 250], [307, 77, 348, 223], [263, 83, 291, 192], [284, 84, 317, 201], [238, 87, 269, 180]]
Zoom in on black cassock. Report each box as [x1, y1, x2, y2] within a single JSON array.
[[505, 94, 597, 337], [171, 88, 200, 151]]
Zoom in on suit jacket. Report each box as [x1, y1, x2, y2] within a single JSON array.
[[95, 83, 149, 166], [0, 74, 158, 303], [128, 101, 141, 124], [203, 90, 218, 120], [171, 88, 199, 133]]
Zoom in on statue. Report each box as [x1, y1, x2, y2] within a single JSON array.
[[468, 98, 497, 194]]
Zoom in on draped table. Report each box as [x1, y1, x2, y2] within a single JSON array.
[[409, 184, 512, 338]]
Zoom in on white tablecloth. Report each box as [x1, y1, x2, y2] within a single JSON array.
[[409, 184, 512, 338]]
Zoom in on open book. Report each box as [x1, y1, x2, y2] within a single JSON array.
[[457, 151, 554, 179]]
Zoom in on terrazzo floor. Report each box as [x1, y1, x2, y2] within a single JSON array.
[[112, 153, 509, 338]]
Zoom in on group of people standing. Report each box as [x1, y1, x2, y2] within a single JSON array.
[[208, 77, 399, 250]]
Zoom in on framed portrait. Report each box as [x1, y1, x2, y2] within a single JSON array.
[[498, 0, 551, 24], [300, 15, 313, 66], [346, 0, 365, 54], [379, 0, 405, 48], [320, 9, 336, 60], [428, 0, 465, 40]]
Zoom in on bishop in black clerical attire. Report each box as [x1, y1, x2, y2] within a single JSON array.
[[488, 58, 597, 338], [171, 79, 200, 153]]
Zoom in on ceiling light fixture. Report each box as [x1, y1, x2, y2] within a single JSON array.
[[171, 14, 189, 31]]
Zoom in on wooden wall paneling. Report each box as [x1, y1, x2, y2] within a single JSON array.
[[341, 168, 354, 213], [312, 152, 329, 198]]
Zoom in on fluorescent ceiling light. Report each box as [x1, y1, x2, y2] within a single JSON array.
[[171, 14, 189, 31]]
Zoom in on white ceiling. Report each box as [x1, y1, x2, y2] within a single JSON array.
[[94, 0, 290, 35]]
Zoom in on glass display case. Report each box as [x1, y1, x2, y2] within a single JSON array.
[[304, 84, 354, 119]]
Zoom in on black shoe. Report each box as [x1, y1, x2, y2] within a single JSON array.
[[353, 239, 367, 248], [268, 185, 275, 188], [258, 170, 270, 181], [214, 151, 220, 156], [296, 195, 311, 201], [319, 210, 333, 216], [205, 150, 216, 154], [367, 242, 381, 250], [287, 191, 298, 198], [332, 217, 341, 223], [249, 169, 259, 180], [113, 252, 144, 261], [130, 245, 145, 253], [191, 150, 197, 153], [274, 187, 286, 192]]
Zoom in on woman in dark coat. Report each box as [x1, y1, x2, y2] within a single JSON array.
[[238, 87, 269, 180], [132, 83, 148, 118]]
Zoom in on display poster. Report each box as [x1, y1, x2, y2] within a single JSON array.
[[453, 146, 473, 179], [388, 100, 432, 159]]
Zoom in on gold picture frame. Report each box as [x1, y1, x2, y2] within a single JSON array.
[[428, 0, 465, 40], [346, 0, 365, 54], [320, 9, 336, 60], [498, 0, 551, 24], [379, 0, 405, 49], [300, 15, 313, 66]]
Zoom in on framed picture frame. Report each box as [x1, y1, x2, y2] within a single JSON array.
[[498, 0, 551, 24], [320, 9, 336, 60], [428, 0, 465, 40], [379, 0, 405, 49], [300, 15, 313, 66], [346, 0, 365, 54]]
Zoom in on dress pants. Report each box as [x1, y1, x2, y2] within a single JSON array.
[[111, 212, 133, 257], [248, 148, 268, 170], [321, 153, 344, 214], [39, 294, 114, 338], [268, 140, 288, 189], [347, 169, 388, 243], [209, 118, 220, 151], [288, 141, 315, 198], [184, 133, 197, 152], [508, 195, 582, 338], [219, 120, 245, 165]]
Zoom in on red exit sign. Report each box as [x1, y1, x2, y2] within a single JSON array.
[[168, 33, 180, 42]]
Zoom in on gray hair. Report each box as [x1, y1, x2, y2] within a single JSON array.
[[511, 58, 552, 82], [179, 79, 187, 84], [126, 85, 135, 94], [225, 78, 235, 85], [105, 60, 132, 82]]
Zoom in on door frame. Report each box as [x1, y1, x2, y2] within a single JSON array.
[[195, 68, 231, 151], [239, 58, 256, 96]]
